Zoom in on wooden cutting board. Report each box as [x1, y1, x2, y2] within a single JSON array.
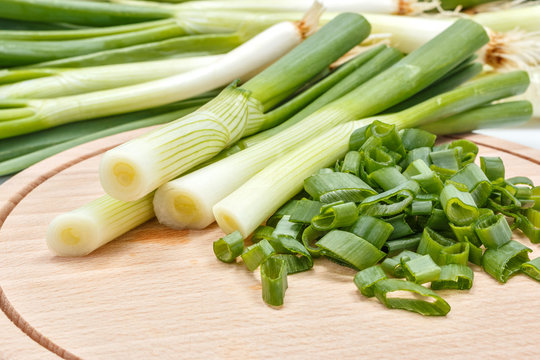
[[1, 130, 539, 360]]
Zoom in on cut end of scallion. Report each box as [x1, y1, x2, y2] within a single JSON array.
[[153, 181, 214, 230], [100, 141, 158, 202], [213, 203, 248, 238], [46, 212, 100, 257]]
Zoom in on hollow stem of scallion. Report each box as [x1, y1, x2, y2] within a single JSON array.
[[0, 55, 222, 99], [213, 71, 530, 237], [99, 12, 372, 202]]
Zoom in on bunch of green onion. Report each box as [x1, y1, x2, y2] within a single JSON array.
[[213, 121, 540, 313]]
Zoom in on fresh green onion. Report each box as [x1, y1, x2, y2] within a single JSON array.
[[29, 33, 241, 68], [440, 184, 479, 226], [251, 226, 274, 244], [0, 0, 171, 26], [369, 166, 408, 191], [311, 202, 358, 231], [358, 181, 418, 217], [402, 254, 441, 284], [289, 199, 323, 224], [420, 102, 533, 136], [354, 265, 387, 297], [241, 239, 275, 271], [383, 234, 422, 256], [46, 193, 155, 256], [417, 227, 456, 265], [301, 225, 325, 257], [474, 214, 512, 249], [521, 258, 540, 282], [431, 264, 474, 290], [381, 250, 421, 278], [482, 240, 531, 283], [480, 156, 505, 182], [373, 279, 451, 316], [346, 215, 394, 250], [0, 101, 207, 175], [448, 163, 492, 207], [316, 230, 385, 271], [0, 56, 222, 98], [261, 256, 288, 306], [273, 254, 312, 275], [304, 173, 377, 203], [213, 230, 244, 263], [440, 242, 470, 266], [100, 13, 370, 202]]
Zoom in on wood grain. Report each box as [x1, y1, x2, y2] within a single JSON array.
[[1, 130, 539, 359]]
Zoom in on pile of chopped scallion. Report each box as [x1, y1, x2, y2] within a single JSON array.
[[213, 120, 540, 315]]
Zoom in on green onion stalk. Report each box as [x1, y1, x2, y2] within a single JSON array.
[[26, 32, 242, 69], [0, 97, 212, 176], [99, 12, 372, 201], [0, 55, 222, 99], [155, 18, 490, 233], [0, 16, 314, 139], [153, 46, 403, 230], [213, 71, 530, 237], [45, 12, 372, 256], [0, 10, 310, 68]]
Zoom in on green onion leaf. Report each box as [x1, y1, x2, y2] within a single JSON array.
[[410, 200, 433, 216], [430, 148, 461, 172], [440, 242, 470, 266], [448, 163, 492, 207], [251, 226, 274, 244], [399, 128, 436, 151], [304, 172, 376, 203], [403, 159, 444, 195], [346, 215, 394, 249], [480, 156, 505, 182], [311, 202, 359, 231], [288, 199, 323, 224], [358, 181, 419, 217], [482, 240, 532, 283], [431, 264, 474, 290], [440, 184, 479, 226], [387, 214, 416, 240], [381, 250, 421, 278], [301, 225, 325, 257], [316, 230, 385, 270], [402, 255, 441, 284], [261, 256, 288, 307], [266, 200, 299, 227], [373, 279, 451, 316], [340, 151, 361, 177], [417, 227, 456, 265], [241, 239, 276, 271], [521, 258, 540, 282], [273, 254, 312, 275], [383, 234, 422, 256], [369, 166, 408, 191], [474, 214, 512, 249], [213, 230, 244, 263], [354, 265, 387, 297]]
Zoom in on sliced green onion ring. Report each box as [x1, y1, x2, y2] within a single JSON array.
[[431, 264, 474, 290], [373, 279, 451, 316], [261, 256, 288, 307], [402, 255, 441, 284], [521, 257, 540, 282], [241, 239, 276, 271], [482, 240, 531, 283], [354, 265, 387, 297], [440, 184, 479, 226], [317, 230, 385, 270], [213, 230, 244, 263]]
